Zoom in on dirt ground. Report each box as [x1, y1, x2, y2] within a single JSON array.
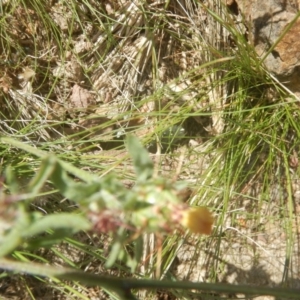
[[1, 1, 300, 299]]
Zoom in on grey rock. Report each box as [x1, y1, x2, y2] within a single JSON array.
[[235, 0, 300, 95]]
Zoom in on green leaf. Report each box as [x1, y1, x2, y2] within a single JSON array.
[[25, 230, 78, 249], [27, 155, 57, 196], [126, 135, 153, 182], [105, 227, 127, 268], [0, 137, 97, 182], [50, 161, 103, 205], [24, 213, 91, 237], [4, 165, 19, 194], [132, 236, 143, 272], [0, 227, 22, 258], [0, 206, 29, 257]]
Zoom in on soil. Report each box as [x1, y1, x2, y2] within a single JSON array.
[[0, 1, 300, 300]]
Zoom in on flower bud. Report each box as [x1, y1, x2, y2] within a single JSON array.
[[181, 207, 214, 235]]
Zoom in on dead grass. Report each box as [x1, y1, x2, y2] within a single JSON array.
[[1, 0, 300, 299]]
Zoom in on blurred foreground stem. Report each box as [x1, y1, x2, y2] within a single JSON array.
[[0, 258, 299, 300]]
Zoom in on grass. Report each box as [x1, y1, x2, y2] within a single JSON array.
[[1, 0, 300, 299]]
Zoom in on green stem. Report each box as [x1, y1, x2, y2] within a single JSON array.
[[1, 258, 299, 300]]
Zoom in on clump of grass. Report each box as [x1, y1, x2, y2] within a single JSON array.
[[1, 0, 300, 299]]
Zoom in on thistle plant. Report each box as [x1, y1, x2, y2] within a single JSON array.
[[0, 135, 213, 269]]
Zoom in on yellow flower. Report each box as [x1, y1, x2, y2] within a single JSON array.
[[181, 207, 214, 235]]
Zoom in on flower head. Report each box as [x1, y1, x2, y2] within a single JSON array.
[[181, 207, 214, 235]]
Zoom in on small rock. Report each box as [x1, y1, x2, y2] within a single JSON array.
[[235, 0, 300, 96]]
